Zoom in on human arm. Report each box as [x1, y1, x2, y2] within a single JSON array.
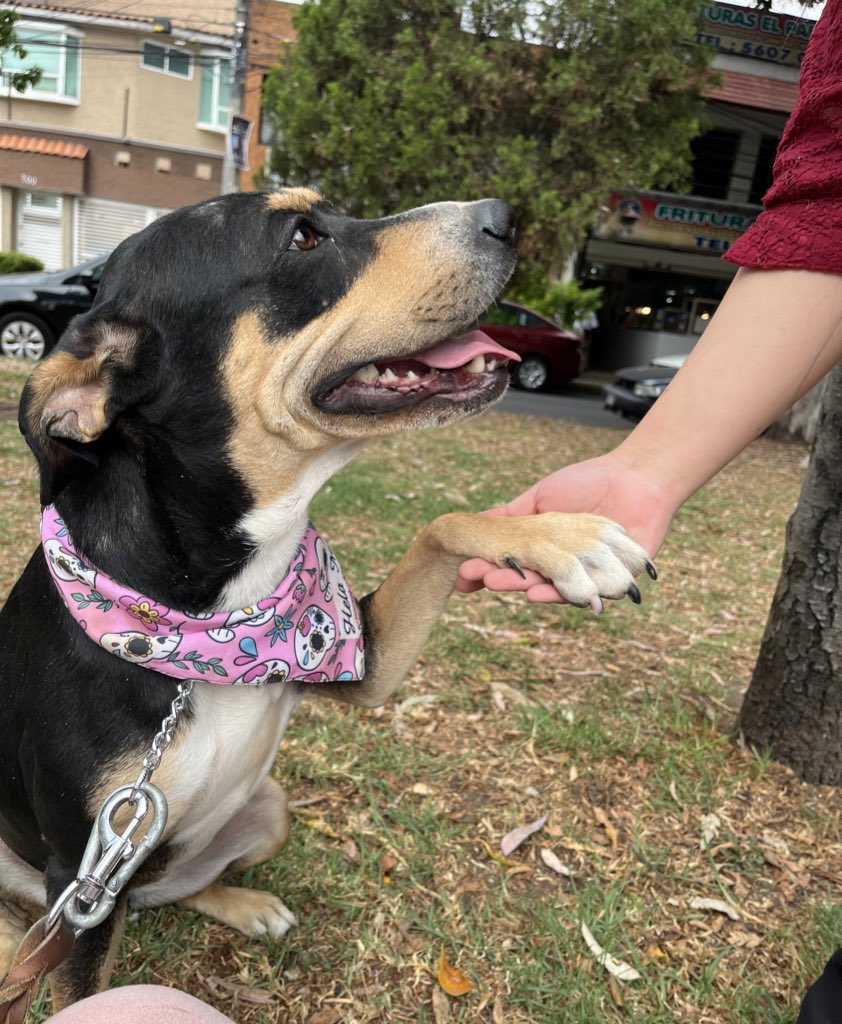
[[458, 265, 842, 601]]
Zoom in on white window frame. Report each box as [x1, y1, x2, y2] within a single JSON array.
[[197, 58, 231, 133], [140, 40, 193, 80], [2, 22, 83, 105]]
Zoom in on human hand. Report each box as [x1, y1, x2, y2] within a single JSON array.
[[456, 453, 675, 602]]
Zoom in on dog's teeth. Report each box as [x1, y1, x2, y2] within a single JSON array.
[[486, 358, 497, 370], [351, 364, 378, 383], [380, 367, 398, 383], [404, 370, 419, 381], [466, 355, 485, 374]]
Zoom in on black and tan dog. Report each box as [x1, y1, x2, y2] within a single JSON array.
[[0, 189, 652, 1009]]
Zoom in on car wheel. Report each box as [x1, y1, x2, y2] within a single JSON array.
[[512, 355, 549, 391], [0, 312, 54, 360]]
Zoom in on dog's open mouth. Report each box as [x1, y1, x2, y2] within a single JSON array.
[[314, 331, 520, 414]]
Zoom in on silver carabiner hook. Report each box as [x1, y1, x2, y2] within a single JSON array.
[[48, 782, 168, 935]]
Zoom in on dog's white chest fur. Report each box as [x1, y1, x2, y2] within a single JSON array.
[[162, 682, 303, 863]]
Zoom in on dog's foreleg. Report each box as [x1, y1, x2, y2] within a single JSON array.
[[316, 511, 651, 709]]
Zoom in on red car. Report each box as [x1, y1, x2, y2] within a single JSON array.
[[479, 300, 586, 391]]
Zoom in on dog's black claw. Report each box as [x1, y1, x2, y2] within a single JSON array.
[[502, 556, 527, 579], [627, 583, 641, 604], [645, 560, 658, 581]]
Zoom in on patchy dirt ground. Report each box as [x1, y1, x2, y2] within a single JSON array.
[[0, 358, 839, 1024]]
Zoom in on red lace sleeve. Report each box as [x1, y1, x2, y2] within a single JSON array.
[[724, 0, 842, 273]]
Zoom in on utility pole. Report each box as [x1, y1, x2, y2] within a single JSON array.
[[221, 0, 249, 194]]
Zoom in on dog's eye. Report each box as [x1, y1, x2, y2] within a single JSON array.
[[289, 224, 320, 251]]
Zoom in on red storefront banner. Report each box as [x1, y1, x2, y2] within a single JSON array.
[[594, 192, 760, 255]]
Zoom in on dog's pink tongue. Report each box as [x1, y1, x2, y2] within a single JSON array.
[[413, 330, 520, 369]]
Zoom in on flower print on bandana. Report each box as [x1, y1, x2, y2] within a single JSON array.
[[40, 504, 365, 687], [119, 595, 172, 632]]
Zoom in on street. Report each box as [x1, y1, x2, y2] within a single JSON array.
[[493, 384, 629, 428]]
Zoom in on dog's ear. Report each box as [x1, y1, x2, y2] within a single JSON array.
[[20, 307, 156, 505]]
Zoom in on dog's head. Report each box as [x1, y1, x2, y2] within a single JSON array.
[[21, 189, 517, 513]]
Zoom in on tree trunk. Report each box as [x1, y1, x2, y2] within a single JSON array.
[[737, 362, 842, 785], [764, 377, 827, 445]]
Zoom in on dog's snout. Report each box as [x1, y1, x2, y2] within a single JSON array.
[[470, 199, 517, 247]]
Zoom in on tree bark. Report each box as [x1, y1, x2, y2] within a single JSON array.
[[737, 362, 842, 785], [765, 377, 827, 445]]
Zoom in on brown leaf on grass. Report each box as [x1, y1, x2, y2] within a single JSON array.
[[381, 852, 397, 884], [309, 1010, 344, 1024], [205, 975, 276, 1005], [431, 985, 450, 1023], [341, 838, 360, 862], [607, 973, 625, 1008], [481, 839, 521, 869], [500, 814, 548, 856], [492, 996, 506, 1023], [438, 948, 473, 996], [592, 807, 619, 850]]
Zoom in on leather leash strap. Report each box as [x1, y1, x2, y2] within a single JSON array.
[[0, 916, 74, 1024]]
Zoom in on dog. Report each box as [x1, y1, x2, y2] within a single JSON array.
[[0, 188, 653, 1009]]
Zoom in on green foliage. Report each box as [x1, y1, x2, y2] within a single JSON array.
[[0, 251, 43, 274], [0, 11, 43, 93], [508, 278, 603, 330], [263, 0, 711, 276]]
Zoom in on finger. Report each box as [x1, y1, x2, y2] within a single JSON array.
[[482, 566, 545, 592], [455, 577, 485, 593], [458, 557, 497, 582], [524, 582, 567, 603]]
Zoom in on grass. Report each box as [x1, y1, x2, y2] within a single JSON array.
[[0, 355, 840, 1023]]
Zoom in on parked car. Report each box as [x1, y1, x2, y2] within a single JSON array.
[[0, 253, 110, 360], [479, 300, 586, 391], [602, 354, 687, 419]]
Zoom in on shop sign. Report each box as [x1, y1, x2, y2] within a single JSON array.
[[594, 192, 759, 254], [696, 2, 814, 67]]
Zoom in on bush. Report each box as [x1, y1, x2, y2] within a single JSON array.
[[508, 278, 603, 331], [0, 251, 44, 274]]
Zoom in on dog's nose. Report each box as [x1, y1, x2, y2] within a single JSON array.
[[468, 199, 517, 247]]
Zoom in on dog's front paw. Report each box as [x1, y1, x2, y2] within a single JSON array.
[[181, 883, 297, 939], [503, 513, 656, 613]]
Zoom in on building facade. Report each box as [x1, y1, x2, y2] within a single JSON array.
[[582, 2, 815, 368], [0, 2, 236, 268]]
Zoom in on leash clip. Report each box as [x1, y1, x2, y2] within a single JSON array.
[[47, 783, 168, 935]]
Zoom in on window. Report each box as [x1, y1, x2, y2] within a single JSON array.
[[2, 26, 80, 102], [749, 134, 779, 205], [198, 58, 230, 131], [690, 129, 740, 200], [141, 41, 192, 79]]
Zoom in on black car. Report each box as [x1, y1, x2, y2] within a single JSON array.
[[0, 253, 109, 360], [602, 354, 686, 419]]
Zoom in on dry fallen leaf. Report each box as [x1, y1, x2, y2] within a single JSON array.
[[341, 838, 360, 862], [481, 839, 521, 869], [492, 996, 506, 1024], [688, 896, 740, 921], [432, 985, 450, 1023], [438, 947, 473, 997], [540, 848, 571, 877], [381, 852, 398, 884], [699, 813, 721, 850], [501, 814, 548, 856], [580, 922, 642, 982]]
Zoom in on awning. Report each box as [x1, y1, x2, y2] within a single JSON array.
[[0, 132, 87, 194], [705, 69, 799, 114]]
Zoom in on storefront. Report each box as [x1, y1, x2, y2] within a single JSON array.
[[582, 190, 761, 369]]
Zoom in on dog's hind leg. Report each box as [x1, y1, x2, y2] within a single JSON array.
[[0, 838, 47, 978], [132, 776, 297, 938]]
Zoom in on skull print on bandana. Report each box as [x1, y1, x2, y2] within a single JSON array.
[[40, 504, 365, 686]]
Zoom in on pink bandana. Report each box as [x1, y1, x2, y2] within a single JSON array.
[[40, 504, 365, 686]]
